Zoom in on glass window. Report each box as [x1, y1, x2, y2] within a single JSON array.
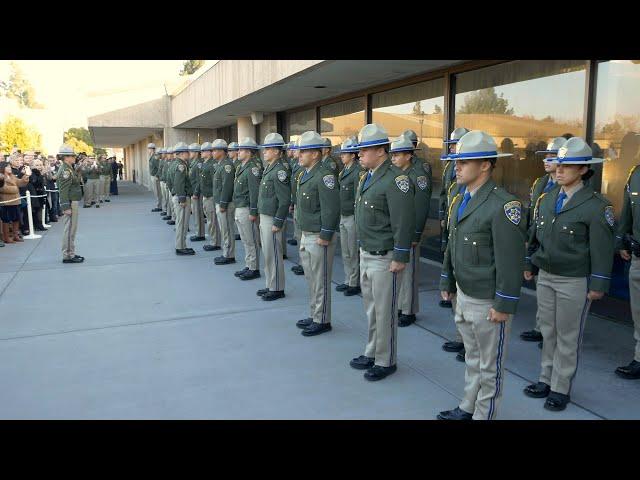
[[454, 60, 586, 202], [320, 97, 366, 154], [594, 60, 640, 217], [287, 108, 316, 143]]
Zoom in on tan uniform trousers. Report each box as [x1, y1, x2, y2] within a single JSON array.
[[235, 206, 260, 271], [631, 257, 640, 362], [455, 285, 512, 420], [216, 202, 236, 259], [191, 196, 205, 237], [154, 176, 162, 208], [150, 175, 158, 204], [61, 201, 79, 260], [259, 214, 285, 292], [300, 231, 337, 324], [202, 197, 221, 247], [399, 244, 419, 315], [536, 269, 591, 395], [293, 209, 302, 243], [174, 195, 191, 250], [100, 175, 110, 201], [84, 178, 99, 205], [361, 249, 402, 367], [280, 220, 288, 257], [339, 214, 359, 287]]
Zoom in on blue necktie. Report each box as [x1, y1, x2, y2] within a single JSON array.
[[543, 180, 555, 193], [457, 191, 472, 222], [362, 171, 373, 190], [555, 191, 567, 214]]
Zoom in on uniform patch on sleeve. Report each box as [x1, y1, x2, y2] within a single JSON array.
[[416, 176, 428, 191], [604, 205, 615, 227], [395, 175, 410, 194], [225, 164, 232, 173], [277, 170, 287, 182], [252, 167, 260, 177], [323, 175, 336, 189], [178, 164, 185, 172], [63, 170, 70, 179], [504, 200, 522, 225]]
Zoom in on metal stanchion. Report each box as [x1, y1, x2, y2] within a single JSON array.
[[42, 207, 51, 229], [23, 191, 42, 240]]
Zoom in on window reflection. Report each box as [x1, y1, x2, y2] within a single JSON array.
[[287, 108, 316, 142], [320, 97, 365, 154]]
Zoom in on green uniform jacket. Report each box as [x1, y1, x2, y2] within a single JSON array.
[[440, 178, 526, 314], [189, 157, 203, 196], [149, 154, 159, 177], [83, 163, 100, 180], [439, 160, 456, 221], [291, 161, 303, 206], [616, 165, 640, 250], [258, 159, 291, 229], [233, 159, 262, 215], [408, 157, 433, 243], [338, 161, 362, 216], [99, 161, 111, 176], [199, 158, 216, 198], [296, 161, 340, 241], [166, 159, 179, 192], [172, 159, 193, 201], [213, 157, 235, 207], [355, 158, 416, 263], [157, 159, 165, 182], [58, 161, 83, 210], [526, 173, 555, 229], [527, 185, 615, 292], [412, 154, 432, 188], [321, 155, 339, 174]]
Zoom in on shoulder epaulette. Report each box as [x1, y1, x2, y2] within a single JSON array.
[[625, 165, 639, 188], [530, 176, 543, 201], [447, 193, 461, 231], [533, 192, 547, 221]]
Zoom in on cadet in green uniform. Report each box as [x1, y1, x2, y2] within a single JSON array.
[[83, 155, 101, 208], [289, 139, 306, 275], [390, 137, 432, 327], [439, 127, 470, 356], [157, 149, 168, 217], [148, 143, 162, 212], [233, 138, 262, 280], [615, 161, 640, 379], [57, 145, 85, 264], [199, 142, 221, 252], [166, 150, 179, 225], [99, 154, 111, 203], [256, 133, 291, 301], [348, 124, 415, 381], [188, 143, 206, 242], [524, 137, 614, 411], [335, 137, 362, 296], [519, 137, 565, 344], [162, 148, 175, 221], [213, 139, 237, 265], [321, 137, 342, 174], [228, 142, 242, 241], [294, 131, 341, 336], [438, 130, 526, 420], [172, 142, 194, 255], [402, 129, 432, 185]]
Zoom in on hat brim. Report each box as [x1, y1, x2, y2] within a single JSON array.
[[535, 150, 559, 154], [259, 144, 285, 149], [443, 139, 460, 144], [448, 152, 513, 160], [340, 148, 359, 153], [547, 157, 605, 165], [390, 147, 418, 153], [357, 140, 390, 148]]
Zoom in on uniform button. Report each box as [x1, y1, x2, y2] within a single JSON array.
[[563, 226, 567, 229], [570, 231, 574, 234], [541, 222, 544, 225], [473, 241, 476, 245]]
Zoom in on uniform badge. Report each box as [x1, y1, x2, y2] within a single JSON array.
[[416, 176, 428, 191], [178, 164, 185, 172], [323, 175, 336, 189], [225, 164, 232, 173], [504, 200, 522, 225], [604, 205, 615, 227], [63, 171, 70, 179], [395, 175, 410, 194], [277, 170, 287, 182], [252, 167, 260, 177]]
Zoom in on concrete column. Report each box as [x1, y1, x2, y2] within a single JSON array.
[[237, 116, 255, 141]]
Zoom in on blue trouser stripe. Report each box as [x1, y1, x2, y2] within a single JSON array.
[[390, 271, 398, 365], [321, 244, 328, 323], [568, 298, 591, 393], [488, 321, 506, 420], [273, 231, 278, 291]]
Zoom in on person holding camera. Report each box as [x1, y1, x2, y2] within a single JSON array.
[[1, 157, 30, 242]]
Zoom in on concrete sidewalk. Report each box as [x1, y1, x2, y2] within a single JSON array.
[[0, 181, 637, 419]]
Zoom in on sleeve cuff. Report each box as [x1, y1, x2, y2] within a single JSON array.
[[273, 217, 284, 229], [493, 292, 519, 314], [392, 246, 410, 263], [589, 274, 611, 293], [320, 228, 335, 241]]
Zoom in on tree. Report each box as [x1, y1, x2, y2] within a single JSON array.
[[0, 115, 42, 152], [412, 100, 424, 115], [179, 60, 205, 76], [433, 104, 442, 114], [0, 62, 43, 108], [457, 87, 514, 115], [65, 137, 93, 155], [63, 127, 106, 156]]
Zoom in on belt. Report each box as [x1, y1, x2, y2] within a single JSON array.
[[367, 250, 388, 256]]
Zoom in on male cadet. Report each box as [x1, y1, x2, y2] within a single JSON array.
[[348, 124, 415, 381], [212, 139, 236, 265], [321, 137, 342, 174], [256, 133, 291, 301], [187, 143, 206, 242], [293, 131, 341, 336], [233, 138, 262, 280], [390, 136, 432, 327], [335, 137, 362, 296], [523, 137, 614, 411], [57, 144, 85, 264], [162, 148, 175, 222], [403, 129, 432, 183], [166, 148, 179, 225], [83, 155, 101, 208], [199, 142, 221, 252], [148, 143, 162, 212], [519, 137, 565, 345], [99, 154, 111, 203], [615, 157, 640, 379], [290, 139, 306, 276], [156, 149, 168, 218], [437, 130, 525, 420], [228, 142, 242, 241], [172, 142, 195, 255]]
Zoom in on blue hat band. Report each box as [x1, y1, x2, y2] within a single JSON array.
[[448, 150, 498, 159], [298, 143, 326, 150], [535, 149, 559, 154], [550, 155, 593, 163], [358, 138, 390, 147], [261, 142, 285, 148], [238, 145, 259, 150], [390, 147, 415, 153], [443, 139, 460, 144]]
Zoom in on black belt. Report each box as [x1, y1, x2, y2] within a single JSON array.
[[367, 250, 388, 256]]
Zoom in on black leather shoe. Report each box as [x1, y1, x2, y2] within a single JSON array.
[[296, 317, 313, 329], [521, 329, 543, 342], [257, 288, 269, 296], [442, 341, 464, 353], [152, 208, 162, 212], [73, 255, 84, 261], [167, 220, 175, 225], [287, 238, 297, 246], [301, 322, 332, 337], [538, 341, 543, 349], [161, 212, 167, 216], [50, 217, 58, 222], [95, 204, 100, 208], [437, 407, 473, 421], [235, 267, 250, 277], [456, 350, 466, 362], [105, 199, 110, 202], [190, 235, 206, 241], [214, 256, 236, 265], [336, 283, 348, 292], [176, 248, 195, 255], [83, 205, 91, 208], [615, 360, 640, 379], [262, 290, 285, 301], [162, 216, 171, 220], [291, 265, 304, 275], [344, 286, 361, 296], [35, 226, 47, 231], [282, 254, 288, 260], [99, 200, 103, 203], [62, 257, 84, 264], [239, 269, 261, 281], [544, 392, 570, 411], [235, 234, 241, 240], [439, 299, 453, 308], [350, 355, 375, 370], [203, 245, 221, 251], [398, 313, 416, 327], [364, 364, 397, 381], [185, 248, 195, 253], [523, 382, 551, 398]]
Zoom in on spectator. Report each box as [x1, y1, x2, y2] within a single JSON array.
[[117, 161, 124, 180], [45, 155, 61, 221], [0, 159, 30, 243], [110, 157, 119, 195], [29, 158, 47, 231], [9, 153, 31, 236]]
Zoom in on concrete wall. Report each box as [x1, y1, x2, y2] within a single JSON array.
[[89, 97, 169, 129]]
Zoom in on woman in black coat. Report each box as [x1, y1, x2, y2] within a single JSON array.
[[29, 160, 47, 231], [110, 157, 119, 195]]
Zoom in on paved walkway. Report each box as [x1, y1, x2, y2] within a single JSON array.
[[0, 181, 638, 419]]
